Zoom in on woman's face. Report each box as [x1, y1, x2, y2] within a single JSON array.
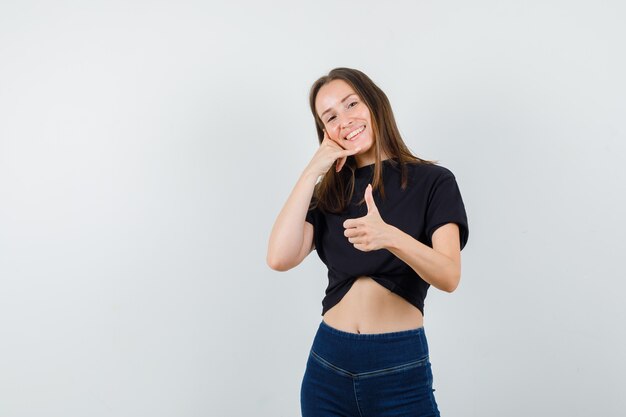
[[315, 79, 375, 161]]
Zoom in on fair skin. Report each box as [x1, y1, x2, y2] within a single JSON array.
[[316, 79, 461, 334], [315, 79, 389, 169], [266, 78, 462, 334]]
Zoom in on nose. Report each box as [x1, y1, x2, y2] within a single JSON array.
[[341, 117, 353, 127], [340, 117, 353, 134]]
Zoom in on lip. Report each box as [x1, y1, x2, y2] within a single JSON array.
[[344, 125, 365, 140]]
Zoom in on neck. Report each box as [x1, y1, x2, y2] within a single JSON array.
[[355, 152, 391, 168]]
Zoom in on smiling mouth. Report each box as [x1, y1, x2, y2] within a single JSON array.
[[345, 125, 365, 141]]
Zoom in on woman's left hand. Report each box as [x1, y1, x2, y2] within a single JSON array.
[[343, 184, 394, 252]]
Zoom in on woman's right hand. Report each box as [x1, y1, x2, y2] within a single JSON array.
[[306, 129, 361, 177]]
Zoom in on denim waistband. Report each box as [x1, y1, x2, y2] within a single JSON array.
[[310, 319, 430, 374]]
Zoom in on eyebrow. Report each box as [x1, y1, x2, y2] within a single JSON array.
[[320, 93, 357, 119]]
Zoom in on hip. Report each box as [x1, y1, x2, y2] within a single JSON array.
[[301, 319, 440, 416]]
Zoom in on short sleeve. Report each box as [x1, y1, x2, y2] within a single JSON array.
[[425, 172, 469, 250], [305, 192, 317, 227], [305, 195, 319, 251], [305, 206, 316, 227]]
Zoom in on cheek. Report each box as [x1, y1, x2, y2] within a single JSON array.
[[330, 128, 342, 142]]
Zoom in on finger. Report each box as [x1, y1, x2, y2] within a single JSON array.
[[364, 183, 378, 214], [336, 155, 346, 172], [322, 129, 333, 145], [345, 228, 364, 238], [337, 146, 361, 172], [324, 130, 344, 149]]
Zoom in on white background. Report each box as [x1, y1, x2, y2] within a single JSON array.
[[1, 1, 625, 416]]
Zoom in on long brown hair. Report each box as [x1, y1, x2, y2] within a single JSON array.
[[308, 67, 437, 214]]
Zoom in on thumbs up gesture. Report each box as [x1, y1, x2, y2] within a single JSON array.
[[342, 184, 393, 252]]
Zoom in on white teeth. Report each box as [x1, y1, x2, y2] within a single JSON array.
[[346, 126, 365, 140]]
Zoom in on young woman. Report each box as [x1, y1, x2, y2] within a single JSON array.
[[267, 67, 469, 416]]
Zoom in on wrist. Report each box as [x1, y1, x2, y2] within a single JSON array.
[[301, 167, 321, 184], [384, 224, 402, 250], [303, 163, 323, 178]]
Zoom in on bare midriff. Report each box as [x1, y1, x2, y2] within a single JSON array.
[[322, 276, 424, 335]]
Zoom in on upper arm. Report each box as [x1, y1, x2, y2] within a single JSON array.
[[431, 222, 461, 277], [268, 222, 315, 271]]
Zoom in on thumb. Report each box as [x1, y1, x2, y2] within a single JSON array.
[[365, 184, 379, 215]]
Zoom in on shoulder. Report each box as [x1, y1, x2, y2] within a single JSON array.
[[404, 161, 456, 182]]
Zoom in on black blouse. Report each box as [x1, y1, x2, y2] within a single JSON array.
[[305, 158, 469, 316]]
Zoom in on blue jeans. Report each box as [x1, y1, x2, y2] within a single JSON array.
[[300, 320, 441, 417]]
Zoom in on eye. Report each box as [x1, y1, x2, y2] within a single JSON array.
[[326, 101, 358, 123]]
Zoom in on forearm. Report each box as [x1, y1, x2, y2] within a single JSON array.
[[384, 225, 460, 292], [267, 167, 319, 270]]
